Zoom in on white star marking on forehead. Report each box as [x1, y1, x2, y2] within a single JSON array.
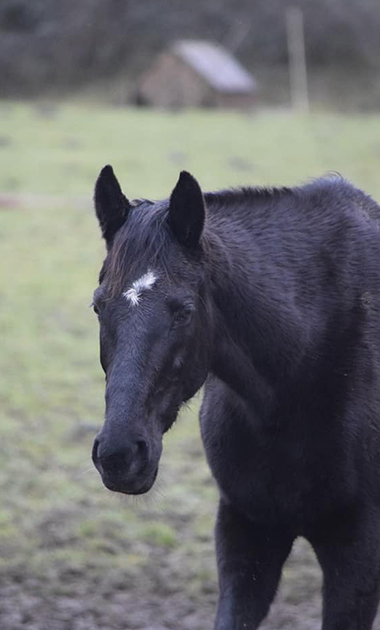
[[123, 270, 157, 306]]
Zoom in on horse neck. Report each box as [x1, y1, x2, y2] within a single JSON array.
[[205, 208, 307, 410]]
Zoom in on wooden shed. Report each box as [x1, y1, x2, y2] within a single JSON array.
[[135, 40, 257, 110]]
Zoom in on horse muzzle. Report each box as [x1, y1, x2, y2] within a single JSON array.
[[92, 434, 160, 495]]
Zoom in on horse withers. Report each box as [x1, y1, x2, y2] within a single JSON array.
[[91, 165, 380, 629]]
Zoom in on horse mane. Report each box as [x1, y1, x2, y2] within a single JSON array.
[[204, 185, 293, 209]]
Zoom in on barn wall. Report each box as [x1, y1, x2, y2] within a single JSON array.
[[215, 92, 256, 109], [137, 53, 213, 108]]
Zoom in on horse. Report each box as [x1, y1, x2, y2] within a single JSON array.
[[91, 165, 380, 629]]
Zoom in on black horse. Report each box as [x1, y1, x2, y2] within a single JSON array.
[[91, 165, 380, 629]]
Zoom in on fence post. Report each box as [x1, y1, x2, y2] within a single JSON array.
[[286, 6, 309, 112]]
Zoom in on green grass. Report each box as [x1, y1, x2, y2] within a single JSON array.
[[0, 101, 379, 627], [1, 102, 380, 198]]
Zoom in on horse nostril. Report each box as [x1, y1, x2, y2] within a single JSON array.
[[136, 440, 149, 465], [136, 439, 148, 460]]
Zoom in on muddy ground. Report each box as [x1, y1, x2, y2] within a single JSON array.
[[0, 539, 319, 630], [2, 535, 380, 630]]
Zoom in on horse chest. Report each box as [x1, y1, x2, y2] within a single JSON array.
[[200, 383, 354, 528]]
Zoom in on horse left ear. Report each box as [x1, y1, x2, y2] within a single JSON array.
[[94, 165, 130, 248], [168, 171, 205, 248]]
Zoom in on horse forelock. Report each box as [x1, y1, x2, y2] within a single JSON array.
[[103, 200, 171, 297]]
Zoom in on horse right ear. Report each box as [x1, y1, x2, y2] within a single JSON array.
[[94, 165, 130, 248]]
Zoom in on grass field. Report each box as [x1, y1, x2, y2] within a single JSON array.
[[1, 102, 380, 630]]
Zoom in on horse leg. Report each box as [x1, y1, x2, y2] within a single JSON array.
[[311, 509, 380, 630], [214, 499, 294, 630]]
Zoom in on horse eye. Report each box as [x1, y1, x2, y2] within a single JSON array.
[[92, 302, 100, 316], [173, 305, 193, 327]]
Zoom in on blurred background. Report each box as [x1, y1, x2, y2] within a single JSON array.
[[0, 1, 380, 629]]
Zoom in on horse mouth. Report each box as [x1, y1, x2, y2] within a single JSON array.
[[102, 466, 159, 496]]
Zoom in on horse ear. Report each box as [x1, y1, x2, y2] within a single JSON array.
[[94, 165, 130, 248], [168, 171, 205, 248]]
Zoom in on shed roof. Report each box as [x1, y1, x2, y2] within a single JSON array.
[[171, 40, 256, 94]]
